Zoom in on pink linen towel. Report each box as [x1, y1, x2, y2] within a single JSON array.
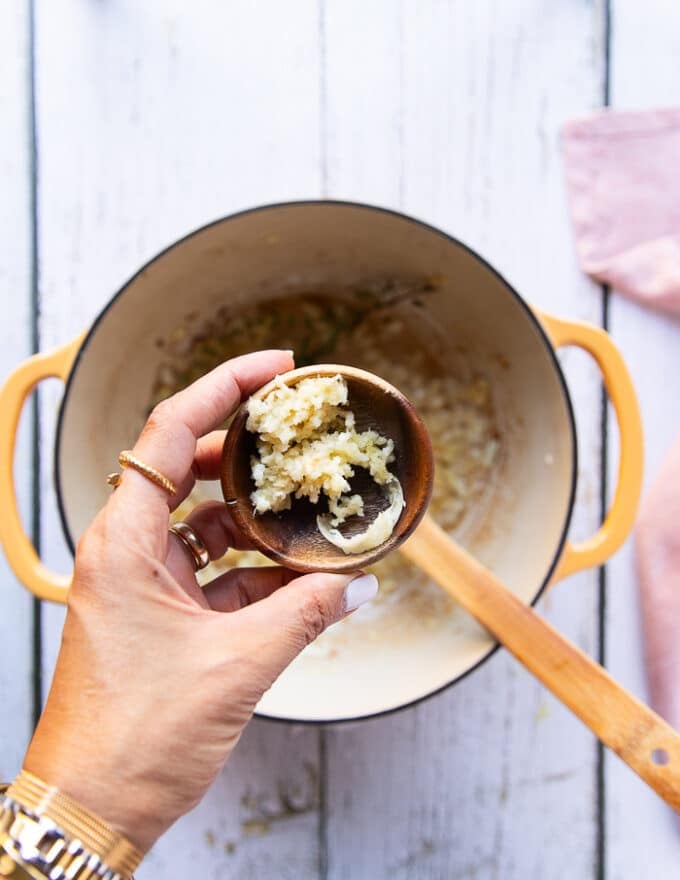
[[636, 438, 680, 736], [562, 107, 680, 316], [562, 108, 680, 776]]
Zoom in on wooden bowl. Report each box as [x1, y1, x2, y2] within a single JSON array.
[[220, 364, 434, 572]]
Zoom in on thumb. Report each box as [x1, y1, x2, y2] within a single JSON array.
[[239, 571, 379, 676]]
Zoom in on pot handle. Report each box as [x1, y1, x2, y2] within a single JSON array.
[[0, 335, 84, 603], [538, 312, 643, 582]]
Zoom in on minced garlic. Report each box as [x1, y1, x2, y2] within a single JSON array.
[[246, 374, 404, 553]]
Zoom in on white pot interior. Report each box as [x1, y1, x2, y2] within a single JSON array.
[[57, 203, 575, 722]]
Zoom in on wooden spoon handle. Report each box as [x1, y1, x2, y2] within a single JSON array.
[[402, 515, 680, 811]]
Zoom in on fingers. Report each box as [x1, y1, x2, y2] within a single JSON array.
[[110, 350, 293, 553], [203, 566, 297, 612], [165, 501, 254, 582], [235, 571, 379, 675], [192, 431, 227, 481], [170, 431, 227, 510], [140, 350, 292, 482]]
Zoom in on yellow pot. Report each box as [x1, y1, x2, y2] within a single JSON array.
[[0, 202, 643, 723]]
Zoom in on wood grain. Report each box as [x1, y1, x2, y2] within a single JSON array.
[[221, 365, 434, 573], [0, 0, 34, 782], [606, 0, 680, 874], [0, 0, 670, 877], [322, 3, 607, 878], [403, 515, 680, 811], [33, 2, 325, 877]]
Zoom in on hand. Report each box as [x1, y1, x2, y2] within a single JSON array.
[[23, 350, 378, 853]]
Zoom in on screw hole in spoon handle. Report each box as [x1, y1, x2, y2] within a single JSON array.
[[402, 514, 680, 812], [651, 748, 670, 767]]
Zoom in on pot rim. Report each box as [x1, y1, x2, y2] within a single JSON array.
[[54, 199, 578, 725]]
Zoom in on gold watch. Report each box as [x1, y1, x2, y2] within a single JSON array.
[[0, 774, 141, 880]]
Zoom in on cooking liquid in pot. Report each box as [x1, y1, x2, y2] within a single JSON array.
[[153, 282, 501, 656]]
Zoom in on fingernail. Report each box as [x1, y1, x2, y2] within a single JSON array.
[[343, 573, 379, 612]]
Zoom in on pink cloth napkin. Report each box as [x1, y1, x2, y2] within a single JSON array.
[[562, 107, 680, 315], [562, 108, 680, 768], [636, 438, 680, 736]]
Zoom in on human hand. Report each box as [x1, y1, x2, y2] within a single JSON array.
[[23, 350, 378, 853]]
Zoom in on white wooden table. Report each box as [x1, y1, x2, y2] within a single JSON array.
[[2, 2, 679, 877]]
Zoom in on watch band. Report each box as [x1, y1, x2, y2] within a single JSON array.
[[0, 784, 32, 879], [0, 785, 30, 879], [0, 775, 140, 880]]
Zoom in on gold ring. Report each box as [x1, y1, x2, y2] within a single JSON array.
[[169, 521, 210, 571], [106, 450, 177, 495]]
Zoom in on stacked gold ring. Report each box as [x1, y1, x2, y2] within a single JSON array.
[[169, 522, 210, 571], [107, 450, 177, 495], [106, 451, 208, 573]]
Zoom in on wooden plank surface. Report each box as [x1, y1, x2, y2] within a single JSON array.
[[33, 3, 324, 877], [605, 1, 680, 876], [0, 0, 34, 783], [321, 3, 607, 878], [0, 1, 671, 878]]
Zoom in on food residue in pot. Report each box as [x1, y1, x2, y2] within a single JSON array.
[[246, 374, 405, 554], [158, 282, 501, 655]]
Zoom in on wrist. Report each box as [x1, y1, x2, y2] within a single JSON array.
[[24, 722, 160, 854], [0, 773, 142, 879], [21, 759, 157, 856]]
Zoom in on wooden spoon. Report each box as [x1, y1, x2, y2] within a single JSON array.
[[222, 367, 679, 809], [221, 365, 434, 572], [401, 514, 680, 811]]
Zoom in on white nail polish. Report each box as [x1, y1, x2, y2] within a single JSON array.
[[343, 574, 379, 612]]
